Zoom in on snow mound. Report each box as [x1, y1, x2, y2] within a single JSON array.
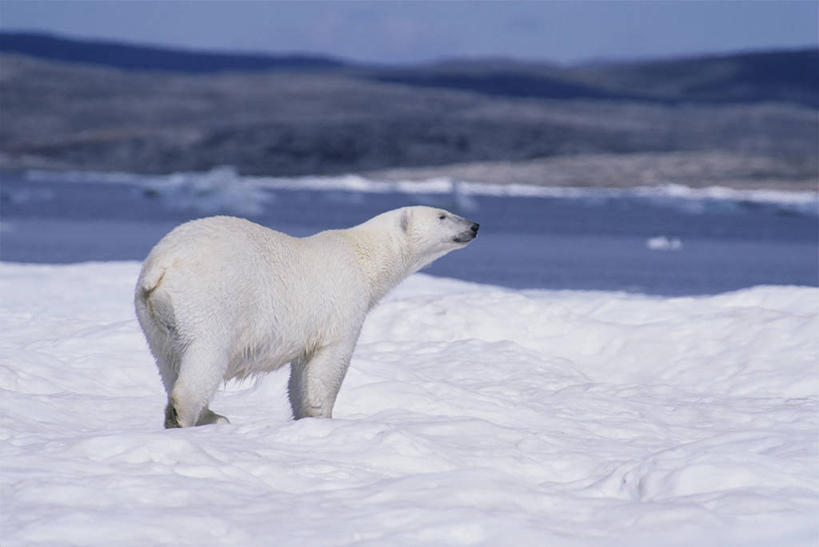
[[1, 262, 817, 545]]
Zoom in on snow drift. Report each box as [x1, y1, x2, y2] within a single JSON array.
[[1, 262, 816, 545]]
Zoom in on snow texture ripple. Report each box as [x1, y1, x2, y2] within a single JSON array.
[[1, 262, 817, 546]]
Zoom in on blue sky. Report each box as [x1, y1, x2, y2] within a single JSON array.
[[0, 1, 816, 64]]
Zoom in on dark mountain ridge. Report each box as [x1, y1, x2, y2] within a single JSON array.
[[567, 48, 819, 107], [0, 33, 816, 185], [1, 31, 816, 107], [0, 31, 345, 73]]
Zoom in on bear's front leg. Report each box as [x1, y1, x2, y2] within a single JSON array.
[[288, 338, 357, 419]]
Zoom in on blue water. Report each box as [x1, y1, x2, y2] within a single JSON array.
[[1, 173, 816, 295]]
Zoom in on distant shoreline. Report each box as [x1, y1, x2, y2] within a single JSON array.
[[6, 164, 817, 206], [2, 48, 817, 189], [365, 151, 818, 192], [4, 149, 816, 193]]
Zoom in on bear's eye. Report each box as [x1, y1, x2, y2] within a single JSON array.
[[438, 213, 446, 220]]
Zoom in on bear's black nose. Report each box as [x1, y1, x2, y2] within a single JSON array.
[[471, 223, 480, 234]]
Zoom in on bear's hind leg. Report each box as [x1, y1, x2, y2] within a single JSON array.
[[165, 344, 228, 428]]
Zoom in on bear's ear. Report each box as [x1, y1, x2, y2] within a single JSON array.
[[400, 209, 410, 233]]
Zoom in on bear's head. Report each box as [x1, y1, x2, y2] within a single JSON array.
[[351, 206, 480, 301], [400, 206, 479, 259]]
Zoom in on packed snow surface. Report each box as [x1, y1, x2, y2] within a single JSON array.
[[1, 262, 817, 546]]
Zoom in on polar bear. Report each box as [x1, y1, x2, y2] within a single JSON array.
[[135, 206, 479, 428]]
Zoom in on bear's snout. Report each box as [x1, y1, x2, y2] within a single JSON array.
[[453, 220, 480, 243]]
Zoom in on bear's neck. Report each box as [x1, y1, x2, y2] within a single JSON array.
[[343, 227, 417, 308]]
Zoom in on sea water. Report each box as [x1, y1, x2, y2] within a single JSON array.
[[1, 169, 816, 295]]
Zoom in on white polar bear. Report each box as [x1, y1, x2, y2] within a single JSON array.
[[134, 206, 479, 428]]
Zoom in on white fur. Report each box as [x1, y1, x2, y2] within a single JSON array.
[[134, 206, 478, 427]]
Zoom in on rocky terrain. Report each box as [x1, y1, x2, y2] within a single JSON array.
[[1, 33, 816, 189]]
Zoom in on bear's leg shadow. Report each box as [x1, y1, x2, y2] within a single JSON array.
[[288, 340, 356, 419], [165, 343, 230, 428], [156, 353, 179, 396]]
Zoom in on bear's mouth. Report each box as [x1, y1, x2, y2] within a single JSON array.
[[453, 222, 480, 244], [453, 229, 479, 243]]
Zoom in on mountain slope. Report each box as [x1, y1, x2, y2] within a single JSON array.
[[0, 32, 344, 72], [0, 34, 816, 181], [1, 32, 816, 106], [569, 48, 819, 107]]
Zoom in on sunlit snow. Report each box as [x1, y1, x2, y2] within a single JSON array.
[[1, 262, 816, 546]]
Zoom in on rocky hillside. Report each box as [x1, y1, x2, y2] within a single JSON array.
[[1, 33, 816, 188]]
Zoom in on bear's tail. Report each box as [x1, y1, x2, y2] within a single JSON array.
[[135, 261, 176, 336], [136, 262, 166, 302]]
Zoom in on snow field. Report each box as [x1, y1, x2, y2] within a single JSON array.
[[1, 262, 817, 545]]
